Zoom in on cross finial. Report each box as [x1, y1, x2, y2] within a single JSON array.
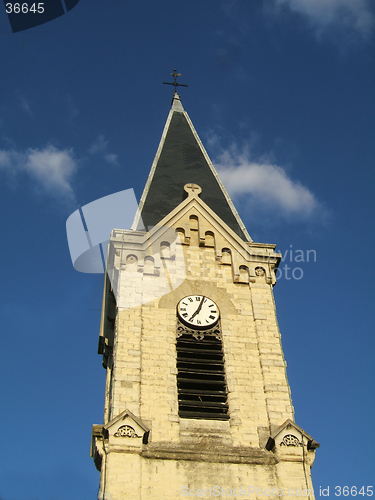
[[184, 183, 202, 196], [163, 69, 188, 94]]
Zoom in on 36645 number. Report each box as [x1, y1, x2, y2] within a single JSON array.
[[335, 486, 373, 496], [5, 3, 44, 14]]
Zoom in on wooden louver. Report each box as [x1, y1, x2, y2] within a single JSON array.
[[176, 333, 229, 420]]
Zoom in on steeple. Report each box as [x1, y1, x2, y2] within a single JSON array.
[[135, 93, 251, 241], [92, 88, 319, 500]]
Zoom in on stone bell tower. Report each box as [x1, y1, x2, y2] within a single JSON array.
[[91, 91, 319, 500]]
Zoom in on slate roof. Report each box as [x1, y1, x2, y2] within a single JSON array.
[[137, 95, 250, 241]]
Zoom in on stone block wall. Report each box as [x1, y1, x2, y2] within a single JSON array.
[[94, 202, 317, 500]]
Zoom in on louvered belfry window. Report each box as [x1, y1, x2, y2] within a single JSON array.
[[176, 327, 229, 420]]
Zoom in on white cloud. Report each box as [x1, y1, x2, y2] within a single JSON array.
[[104, 153, 119, 166], [215, 146, 321, 219], [0, 145, 77, 201], [271, 0, 374, 39], [88, 134, 120, 166], [88, 135, 108, 155], [25, 146, 77, 198]]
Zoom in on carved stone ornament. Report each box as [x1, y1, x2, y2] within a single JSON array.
[[255, 267, 266, 277], [280, 434, 300, 447], [184, 183, 202, 196], [176, 318, 221, 341], [114, 425, 142, 438]]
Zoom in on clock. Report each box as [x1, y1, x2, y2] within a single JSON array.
[[177, 295, 219, 329]]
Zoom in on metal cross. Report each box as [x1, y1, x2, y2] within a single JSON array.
[[163, 69, 188, 93]]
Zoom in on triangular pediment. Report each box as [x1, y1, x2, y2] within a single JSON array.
[[271, 419, 313, 441], [157, 184, 248, 250], [266, 419, 319, 451], [104, 409, 150, 439], [144, 183, 281, 286]]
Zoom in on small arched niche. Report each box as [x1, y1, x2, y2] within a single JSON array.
[[144, 256, 155, 275], [239, 265, 249, 283], [126, 254, 138, 272], [255, 266, 266, 280], [189, 215, 199, 246], [205, 231, 215, 248], [221, 248, 232, 265], [189, 215, 199, 230], [160, 241, 171, 259], [176, 228, 185, 244]]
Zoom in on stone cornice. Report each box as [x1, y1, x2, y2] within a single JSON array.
[[140, 443, 278, 464]]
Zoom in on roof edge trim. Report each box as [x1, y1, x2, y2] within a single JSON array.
[[131, 106, 175, 230]]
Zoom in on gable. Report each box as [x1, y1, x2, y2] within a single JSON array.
[[152, 183, 281, 286]]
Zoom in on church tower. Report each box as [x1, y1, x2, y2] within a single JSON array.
[[91, 90, 319, 500]]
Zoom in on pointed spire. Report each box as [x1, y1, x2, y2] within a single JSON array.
[[171, 92, 184, 112], [136, 94, 251, 241]]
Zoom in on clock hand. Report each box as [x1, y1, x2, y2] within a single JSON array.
[[188, 296, 205, 321]]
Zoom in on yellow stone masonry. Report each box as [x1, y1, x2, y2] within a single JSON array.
[[92, 186, 318, 500]]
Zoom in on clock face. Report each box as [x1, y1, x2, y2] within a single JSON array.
[[177, 295, 219, 329]]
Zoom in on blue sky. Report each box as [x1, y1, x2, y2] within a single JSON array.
[[0, 1, 374, 499]]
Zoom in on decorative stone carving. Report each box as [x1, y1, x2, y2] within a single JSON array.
[[125, 254, 138, 272], [184, 183, 202, 196], [265, 419, 319, 464], [280, 434, 300, 447], [176, 318, 221, 341], [114, 425, 142, 438], [101, 409, 150, 448], [255, 267, 265, 276]]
